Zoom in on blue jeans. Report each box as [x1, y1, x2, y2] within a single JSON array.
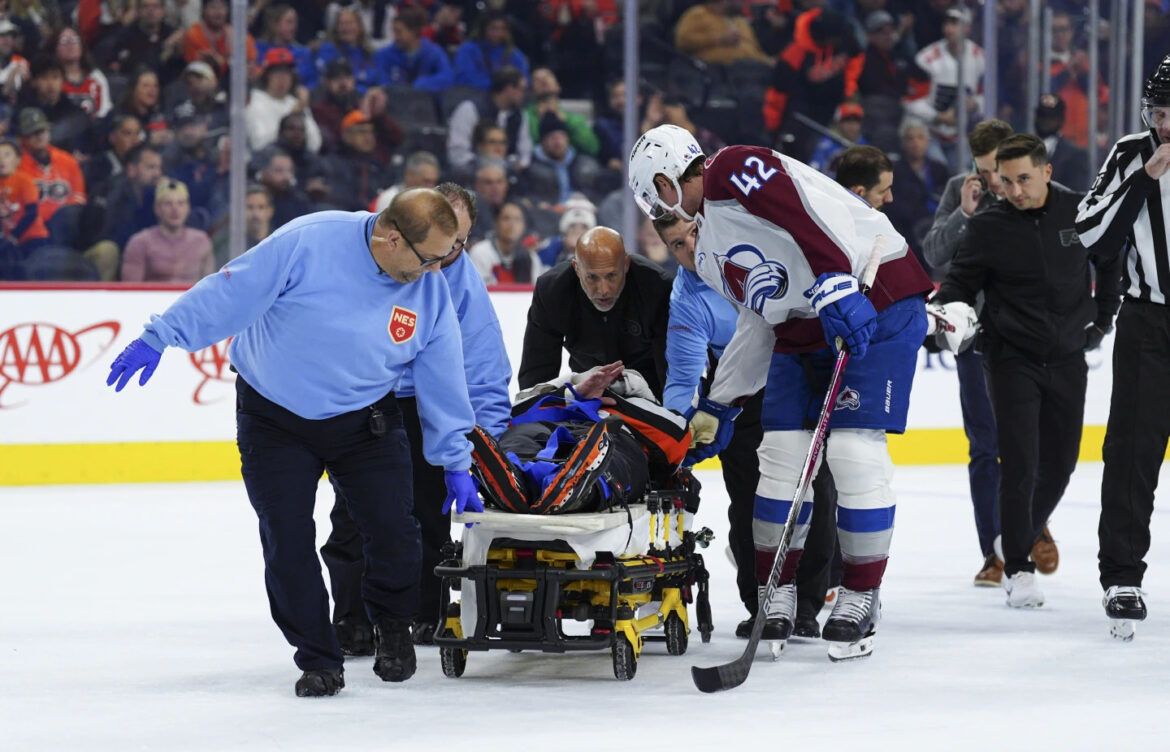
[[956, 347, 1000, 556]]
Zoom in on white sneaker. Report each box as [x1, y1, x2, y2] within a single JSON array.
[[1004, 571, 1044, 608]]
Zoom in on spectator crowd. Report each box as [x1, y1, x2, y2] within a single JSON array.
[[0, 0, 1159, 284]]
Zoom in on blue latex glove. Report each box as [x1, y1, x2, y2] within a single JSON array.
[[804, 272, 877, 358], [683, 397, 742, 464], [442, 470, 483, 525], [106, 338, 163, 392]]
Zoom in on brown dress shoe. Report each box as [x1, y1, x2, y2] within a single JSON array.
[[974, 553, 1004, 587], [1032, 527, 1059, 574]]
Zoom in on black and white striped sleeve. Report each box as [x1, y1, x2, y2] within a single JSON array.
[[1075, 135, 1160, 257]]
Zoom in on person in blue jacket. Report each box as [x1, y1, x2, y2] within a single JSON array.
[[452, 10, 530, 91], [374, 6, 455, 94], [654, 212, 840, 641], [315, 8, 383, 95], [255, 4, 318, 90], [322, 183, 512, 650], [105, 189, 480, 698]]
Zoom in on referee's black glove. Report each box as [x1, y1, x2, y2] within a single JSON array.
[[1084, 324, 1108, 351]]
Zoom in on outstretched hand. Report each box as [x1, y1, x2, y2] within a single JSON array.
[[573, 361, 624, 404]]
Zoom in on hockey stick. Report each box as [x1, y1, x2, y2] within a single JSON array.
[[691, 237, 886, 694]]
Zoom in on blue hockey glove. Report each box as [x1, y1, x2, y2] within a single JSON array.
[[106, 338, 163, 392], [804, 272, 877, 358], [442, 470, 483, 524], [683, 397, 742, 463]]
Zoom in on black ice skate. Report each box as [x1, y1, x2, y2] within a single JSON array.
[[758, 583, 797, 659], [1103, 586, 1147, 642], [294, 667, 344, 697], [373, 619, 417, 682], [823, 586, 879, 662]]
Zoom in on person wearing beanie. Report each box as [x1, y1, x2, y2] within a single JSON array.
[[521, 111, 603, 206]]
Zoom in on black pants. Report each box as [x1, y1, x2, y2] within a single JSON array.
[[984, 354, 1086, 576], [321, 396, 449, 630], [1100, 301, 1170, 589], [722, 391, 840, 617], [236, 378, 419, 672]]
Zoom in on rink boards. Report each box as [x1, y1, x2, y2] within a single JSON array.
[[0, 285, 1119, 485]]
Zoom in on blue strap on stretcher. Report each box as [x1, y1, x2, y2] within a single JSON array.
[[506, 388, 610, 499]]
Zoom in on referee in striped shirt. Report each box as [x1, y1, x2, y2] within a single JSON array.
[[1074, 55, 1170, 632]]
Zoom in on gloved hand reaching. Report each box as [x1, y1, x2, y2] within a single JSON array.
[[442, 470, 483, 524], [805, 273, 877, 358], [684, 397, 742, 463], [926, 300, 980, 353], [106, 338, 163, 391]]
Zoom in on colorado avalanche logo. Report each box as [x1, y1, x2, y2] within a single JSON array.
[[717, 244, 789, 314], [835, 386, 861, 411]]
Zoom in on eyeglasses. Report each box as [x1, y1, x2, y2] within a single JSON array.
[[393, 220, 453, 268]]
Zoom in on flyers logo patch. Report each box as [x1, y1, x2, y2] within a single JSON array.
[[388, 306, 418, 344]]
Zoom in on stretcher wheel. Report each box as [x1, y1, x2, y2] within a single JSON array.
[[439, 629, 467, 678], [664, 612, 688, 656], [612, 634, 637, 681]]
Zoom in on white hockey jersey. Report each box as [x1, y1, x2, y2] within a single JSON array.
[[906, 39, 985, 143], [695, 145, 933, 402]]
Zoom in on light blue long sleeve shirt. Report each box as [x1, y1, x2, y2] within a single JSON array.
[[140, 211, 475, 471], [662, 267, 740, 415], [396, 251, 512, 438]]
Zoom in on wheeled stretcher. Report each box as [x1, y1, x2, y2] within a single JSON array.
[[433, 471, 714, 680]]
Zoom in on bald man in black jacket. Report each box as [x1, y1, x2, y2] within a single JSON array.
[[519, 226, 673, 399]]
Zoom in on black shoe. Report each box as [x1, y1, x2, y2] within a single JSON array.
[[334, 617, 375, 656], [735, 614, 756, 639], [412, 620, 436, 645], [373, 619, 417, 682], [793, 612, 821, 639], [294, 667, 344, 697]]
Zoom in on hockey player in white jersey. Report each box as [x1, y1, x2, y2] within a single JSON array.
[[629, 124, 933, 660]]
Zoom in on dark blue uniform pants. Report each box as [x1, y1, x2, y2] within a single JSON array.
[[956, 347, 1001, 557], [322, 396, 449, 630], [235, 378, 420, 672]]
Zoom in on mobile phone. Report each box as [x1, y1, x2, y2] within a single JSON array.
[[971, 159, 987, 192]]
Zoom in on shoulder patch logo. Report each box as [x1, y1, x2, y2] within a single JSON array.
[[388, 306, 418, 344], [716, 244, 789, 314]]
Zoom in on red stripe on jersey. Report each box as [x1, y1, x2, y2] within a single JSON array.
[[702, 145, 853, 275]]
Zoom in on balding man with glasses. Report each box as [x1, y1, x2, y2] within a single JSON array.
[[105, 189, 485, 696], [322, 183, 513, 651]]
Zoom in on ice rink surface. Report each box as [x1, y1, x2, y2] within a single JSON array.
[[3, 463, 1169, 751]]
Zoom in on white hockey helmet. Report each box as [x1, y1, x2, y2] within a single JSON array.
[[628, 124, 705, 222]]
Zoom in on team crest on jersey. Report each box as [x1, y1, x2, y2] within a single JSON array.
[[717, 244, 789, 314], [835, 386, 861, 411], [388, 306, 418, 344]]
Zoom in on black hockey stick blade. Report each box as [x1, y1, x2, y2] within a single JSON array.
[[691, 654, 751, 693]]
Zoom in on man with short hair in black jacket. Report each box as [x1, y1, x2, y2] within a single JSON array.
[[933, 133, 1122, 610], [519, 225, 672, 400]]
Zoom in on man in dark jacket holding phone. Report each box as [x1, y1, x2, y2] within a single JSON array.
[[932, 134, 1122, 610], [921, 119, 1012, 587]]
